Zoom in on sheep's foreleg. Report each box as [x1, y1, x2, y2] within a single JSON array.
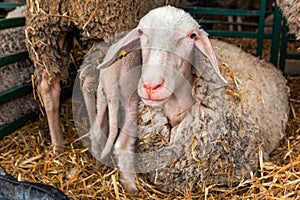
[[114, 97, 138, 194], [115, 130, 137, 194], [101, 96, 119, 159], [90, 84, 109, 161], [82, 79, 96, 126], [39, 77, 64, 154]]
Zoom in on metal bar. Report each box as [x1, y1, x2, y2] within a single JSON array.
[[0, 112, 37, 140], [0, 17, 25, 30], [181, 6, 261, 16], [198, 19, 259, 27], [207, 30, 259, 38], [279, 19, 288, 73], [0, 86, 72, 138], [0, 51, 29, 67], [0, 3, 24, 8], [255, 0, 267, 57], [286, 54, 300, 60], [0, 83, 32, 105], [208, 30, 273, 39], [270, 3, 282, 66]]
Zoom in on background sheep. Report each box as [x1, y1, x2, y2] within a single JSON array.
[[277, 0, 300, 40], [0, 6, 38, 128], [25, 0, 169, 154], [89, 6, 288, 193]]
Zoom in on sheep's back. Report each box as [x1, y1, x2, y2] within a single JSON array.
[[212, 39, 289, 156]]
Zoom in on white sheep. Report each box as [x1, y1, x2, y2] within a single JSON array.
[[92, 5, 288, 192], [99, 5, 227, 127], [95, 5, 227, 192]]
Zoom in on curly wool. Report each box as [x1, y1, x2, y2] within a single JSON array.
[[277, 0, 300, 40]]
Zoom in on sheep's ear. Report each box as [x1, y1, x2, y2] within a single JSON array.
[[97, 28, 141, 69], [193, 30, 227, 84]]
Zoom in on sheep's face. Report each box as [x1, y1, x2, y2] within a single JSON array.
[[137, 6, 201, 107], [137, 26, 196, 107], [98, 6, 225, 108]]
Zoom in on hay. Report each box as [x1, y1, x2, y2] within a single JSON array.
[[0, 72, 298, 199], [0, 38, 299, 199], [0, 78, 299, 199]]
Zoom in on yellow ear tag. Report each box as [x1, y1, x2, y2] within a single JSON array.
[[117, 50, 127, 60]]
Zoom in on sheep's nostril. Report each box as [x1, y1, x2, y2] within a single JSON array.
[[143, 79, 164, 95]]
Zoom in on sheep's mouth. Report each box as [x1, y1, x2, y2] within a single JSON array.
[[141, 97, 168, 106]]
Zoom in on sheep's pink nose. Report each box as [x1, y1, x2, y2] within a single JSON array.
[[142, 79, 164, 95]]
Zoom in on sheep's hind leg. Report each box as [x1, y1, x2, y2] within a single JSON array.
[[39, 77, 64, 155]]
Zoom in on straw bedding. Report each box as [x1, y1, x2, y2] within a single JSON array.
[[0, 3, 299, 198], [0, 44, 299, 199], [0, 76, 299, 199]]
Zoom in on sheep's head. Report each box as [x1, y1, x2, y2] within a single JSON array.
[[99, 6, 226, 108]]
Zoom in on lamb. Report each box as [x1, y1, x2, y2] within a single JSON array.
[[24, 0, 168, 154], [277, 0, 300, 40], [91, 6, 288, 192], [88, 51, 141, 193]]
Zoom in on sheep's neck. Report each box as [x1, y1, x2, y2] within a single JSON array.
[[163, 70, 194, 127]]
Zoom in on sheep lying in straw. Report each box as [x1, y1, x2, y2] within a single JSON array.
[[136, 39, 289, 192], [277, 0, 300, 40], [24, 0, 169, 154], [86, 6, 289, 193], [0, 6, 38, 128]]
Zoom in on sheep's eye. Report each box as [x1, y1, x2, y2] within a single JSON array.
[[190, 33, 197, 39], [138, 29, 143, 35]]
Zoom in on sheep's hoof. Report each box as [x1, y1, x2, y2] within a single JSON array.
[[123, 183, 138, 195], [120, 173, 138, 194], [101, 145, 112, 160], [52, 145, 65, 155]]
